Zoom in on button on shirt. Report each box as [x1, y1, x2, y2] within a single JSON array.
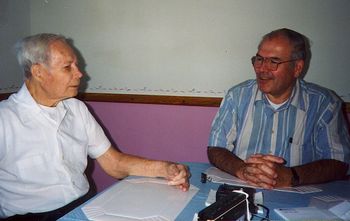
[[209, 79, 350, 167], [0, 84, 111, 218]]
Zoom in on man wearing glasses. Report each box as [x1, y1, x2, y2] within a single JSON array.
[[207, 28, 350, 189]]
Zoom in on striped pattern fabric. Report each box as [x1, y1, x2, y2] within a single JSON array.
[[209, 79, 350, 167]]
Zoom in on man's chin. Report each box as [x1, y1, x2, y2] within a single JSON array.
[[257, 83, 271, 93], [66, 89, 79, 98]]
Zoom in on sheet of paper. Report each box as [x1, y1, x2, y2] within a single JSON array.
[[310, 194, 349, 210], [82, 177, 198, 221], [205, 189, 216, 206], [274, 207, 341, 220], [329, 201, 350, 220], [205, 167, 322, 194], [254, 192, 264, 214], [314, 195, 347, 203]]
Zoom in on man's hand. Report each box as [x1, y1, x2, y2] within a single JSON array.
[[165, 163, 190, 191], [237, 154, 292, 189]]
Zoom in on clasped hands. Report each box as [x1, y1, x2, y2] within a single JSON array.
[[236, 154, 292, 189]]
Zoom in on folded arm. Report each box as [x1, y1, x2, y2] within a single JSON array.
[[208, 146, 349, 189], [207, 146, 282, 189]]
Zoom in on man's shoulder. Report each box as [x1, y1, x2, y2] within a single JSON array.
[[220, 80, 258, 108], [63, 97, 88, 110], [301, 80, 342, 103], [0, 94, 22, 124], [63, 97, 84, 105], [0, 98, 9, 107], [0, 94, 15, 111], [227, 79, 256, 93]]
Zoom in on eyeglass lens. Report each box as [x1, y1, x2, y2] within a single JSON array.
[[251, 56, 278, 71]]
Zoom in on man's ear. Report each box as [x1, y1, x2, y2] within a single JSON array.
[[294, 60, 304, 78], [30, 64, 45, 81]]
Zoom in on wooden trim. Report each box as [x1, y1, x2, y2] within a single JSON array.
[[0, 93, 11, 101], [76, 93, 223, 107], [1, 92, 350, 111], [344, 102, 350, 113]]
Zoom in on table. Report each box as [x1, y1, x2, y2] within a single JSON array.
[[59, 162, 350, 220]]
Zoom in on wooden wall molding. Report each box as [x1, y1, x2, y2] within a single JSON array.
[[1, 92, 350, 112], [76, 93, 222, 107], [0, 93, 11, 101]]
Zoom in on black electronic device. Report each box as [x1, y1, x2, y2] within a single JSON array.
[[197, 191, 247, 221], [216, 184, 258, 214]]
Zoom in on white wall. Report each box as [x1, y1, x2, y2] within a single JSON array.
[[0, 0, 30, 93], [2, 0, 350, 101]]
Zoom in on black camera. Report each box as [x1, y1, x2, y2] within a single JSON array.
[[197, 184, 256, 220]]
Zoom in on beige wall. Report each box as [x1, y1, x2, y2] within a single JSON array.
[[2, 0, 350, 102], [0, 0, 30, 93]]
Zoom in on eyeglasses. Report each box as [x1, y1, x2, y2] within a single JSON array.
[[251, 56, 298, 71]]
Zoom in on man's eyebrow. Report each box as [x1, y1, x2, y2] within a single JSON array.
[[62, 58, 75, 64], [256, 53, 282, 61]]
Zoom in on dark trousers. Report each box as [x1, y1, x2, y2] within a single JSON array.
[[0, 192, 93, 221]]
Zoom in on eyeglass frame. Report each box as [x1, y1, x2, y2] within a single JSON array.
[[251, 55, 299, 71]]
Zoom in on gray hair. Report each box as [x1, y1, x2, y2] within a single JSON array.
[[259, 28, 310, 61], [14, 33, 67, 78]]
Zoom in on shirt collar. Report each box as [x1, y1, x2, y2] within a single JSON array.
[[254, 79, 306, 112], [12, 83, 42, 114], [12, 83, 68, 124]]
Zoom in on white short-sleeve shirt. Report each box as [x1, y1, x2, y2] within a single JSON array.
[[0, 84, 111, 218]]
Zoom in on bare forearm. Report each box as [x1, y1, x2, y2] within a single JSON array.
[[116, 154, 169, 178], [207, 146, 245, 177], [97, 147, 190, 191], [97, 147, 170, 179], [292, 159, 348, 185]]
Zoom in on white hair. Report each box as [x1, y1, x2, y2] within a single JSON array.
[[14, 33, 67, 78]]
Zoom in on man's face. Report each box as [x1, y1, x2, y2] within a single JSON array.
[[254, 36, 303, 103], [39, 40, 83, 104]]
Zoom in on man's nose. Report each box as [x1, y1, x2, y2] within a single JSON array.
[[256, 59, 270, 73], [74, 67, 83, 79]]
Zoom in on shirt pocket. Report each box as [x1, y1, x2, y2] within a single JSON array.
[[284, 140, 308, 167], [16, 154, 57, 185]]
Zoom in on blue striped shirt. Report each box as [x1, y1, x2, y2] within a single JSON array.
[[209, 79, 350, 167]]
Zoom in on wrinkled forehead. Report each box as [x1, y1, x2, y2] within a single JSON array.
[[47, 40, 76, 65]]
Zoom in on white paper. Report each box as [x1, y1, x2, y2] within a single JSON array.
[[313, 195, 347, 203], [310, 194, 349, 210], [275, 200, 350, 221], [329, 201, 350, 220], [82, 177, 198, 221], [254, 192, 264, 214], [274, 207, 341, 220], [205, 167, 322, 193], [192, 213, 198, 221], [205, 189, 217, 206]]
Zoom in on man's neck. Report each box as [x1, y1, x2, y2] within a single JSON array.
[[265, 82, 296, 104], [25, 80, 59, 107], [266, 95, 288, 109]]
